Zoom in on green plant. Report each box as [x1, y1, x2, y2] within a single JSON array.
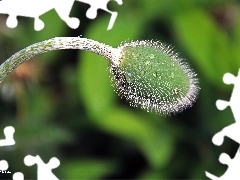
[[0, 37, 199, 114]]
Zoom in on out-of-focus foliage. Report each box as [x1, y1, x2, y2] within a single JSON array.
[[0, 0, 240, 179]]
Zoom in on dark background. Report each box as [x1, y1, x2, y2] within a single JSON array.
[[0, 0, 240, 179]]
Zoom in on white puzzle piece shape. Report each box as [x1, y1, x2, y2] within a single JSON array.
[[77, 0, 123, 30], [0, 160, 9, 171], [0, 0, 122, 31], [24, 155, 60, 180], [0, 126, 15, 147], [12, 172, 24, 180], [206, 69, 240, 179], [206, 148, 240, 179], [0, 160, 23, 180]]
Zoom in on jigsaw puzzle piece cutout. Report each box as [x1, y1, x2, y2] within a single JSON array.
[[217, 70, 240, 122], [0, 126, 15, 147], [0, 0, 50, 30], [212, 122, 240, 145], [0, 160, 23, 179], [206, 69, 240, 179], [227, 70, 240, 122], [24, 155, 60, 180], [206, 147, 240, 179], [222, 72, 236, 85], [0, 0, 122, 30], [213, 70, 240, 145], [53, 0, 80, 29], [0, 160, 9, 171], [7, 15, 44, 31], [6, 16, 18, 29], [212, 123, 240, 146], [216, 100, 229, 111], [205, 171, 218, 180], [77, 0, 122, 30], [12, 172, 24, 180], [0, 160, 12, 175], [0, 0, 18, 28], [0, 0, 80, 31]]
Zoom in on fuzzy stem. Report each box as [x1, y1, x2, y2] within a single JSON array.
[[0, 37, 121, 83]]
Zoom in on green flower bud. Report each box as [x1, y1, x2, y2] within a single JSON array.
[[111, 40, 199, 114]]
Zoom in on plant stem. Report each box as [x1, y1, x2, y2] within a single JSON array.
[[0, 37, 121, 83]]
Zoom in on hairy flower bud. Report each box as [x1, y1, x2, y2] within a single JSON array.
[[110, 40, 199, 114]]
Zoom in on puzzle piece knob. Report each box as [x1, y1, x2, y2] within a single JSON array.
[[0, 160, 8, 171], [86, 8, 97, 19], [13, 172, 24, 180], [34, 18, 45, 31], [223, 73, 236, 85], [65, 17, 80, 29], [48, 157, 60, 168], [6, 16, 18, 28], [219, 153, 231, 165], [212, 132, 224, 146], [216, 100, 229, 111], [24, 155, 35, 166], [115, 0, 123, 5]]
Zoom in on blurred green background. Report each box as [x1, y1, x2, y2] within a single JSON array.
[[0, 0, 240, 179]]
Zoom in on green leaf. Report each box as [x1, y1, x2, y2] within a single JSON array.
[[96, 108, 174, 168], [61, 159, 115, 179], [173, 8, 233, 88]]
